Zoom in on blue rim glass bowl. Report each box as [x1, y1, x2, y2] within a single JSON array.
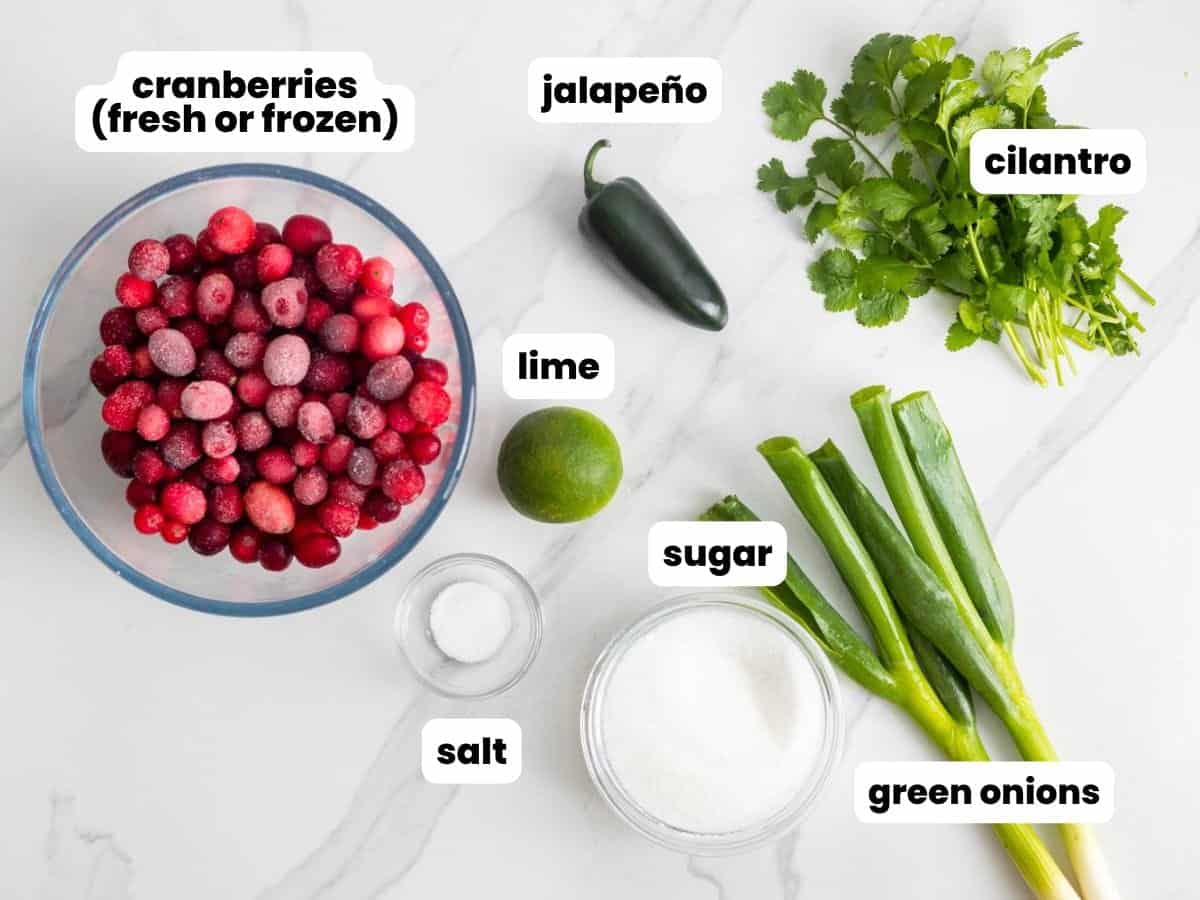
[[23, 163, 476, 616]]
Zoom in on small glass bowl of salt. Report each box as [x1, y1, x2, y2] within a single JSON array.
[[395, 553, 543, 698]]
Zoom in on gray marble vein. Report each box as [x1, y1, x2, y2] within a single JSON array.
[[38, 794, 133, 900]]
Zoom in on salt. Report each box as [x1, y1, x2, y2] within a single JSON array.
[[429, 581, 513, 664], [601, 604, 826, 834]]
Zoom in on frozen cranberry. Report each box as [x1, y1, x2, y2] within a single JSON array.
[[208, 484, 244, 524], [229, 525, 262, 563], [145, 328, 196, 377], [357, 512, 378, 530], [176, 318, 210, 350], [350, 294, 392, 322], [363, 491, 402, 523], [157, 276, 195, 318], [234, 370, 270, 407], [115, 273, 156, 310], [262, 334, 311, 386], [327, 392, 352, 424], [316, 500, 358, 537], [361, 316, 405, 361], [304, 298, 333, 335], [160, 520, 189, 544], [164, 233, 198, 273], [224, 332, 267, 370], [289, 440, 319, 469], [130, 345, 155, 379], [235, 411, 273, 451], [358, 256, 394, 296], [329, 476, 369, 507], [346, 396, 386, 439], [405, 381, 451, 427], [385, 400, 417, 433], [102, 380, 154, 431], [195, 271, 235, 324], [100, 306, 138, 346], [133, 503, 165, 535], [256, 446, 298, 485], [294, 533, 341, 568], [161, 481, 207, 525], [370, 429, 406, 463], [316, 312, 358, 353], [304, 353, 352, 393], [135, 403, 170, 441], [249, 244, 291, 285], [289, 256, 323, 296], [381, 459, 425, 503], [289, 516, 327, 545], [413, 358, 448, 386], [196, 348, 237, 385], [258, 536, 293, 570], [320, 434, 354, 475], [201, 420, 237, 458], [281, 214, 332, 256], [404, 330, 430, 354], [101, 430, 139, 477], [347, 446, 378, 486], [244, 481, 296, 534], [229, 289, 271, 334], [292, 466, 329, 506], [202, 455, 240, 485], [161, 421, 202, 470], [365, 355, 414, 402], [195, 228, 224, 263], [291, 401, 331, 445], [98, 345, 132, 380], [132, 447, 171, 485], [208, 206, 256, 254], [189, 518, 231, 555], [230, 253, 259, 288], [181, 380, 234, 421], [315, 243, 363, 293], [261, 276, 309, 328], [264, 386, 303, 428], [128, 239, 170, 280], [407, 432, 442, 465], [155, 378, 186, 418], [90, 356, 124, 396], [399, 302, 430, 334], [253, 222, 281, 250]]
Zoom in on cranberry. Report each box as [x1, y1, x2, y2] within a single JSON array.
[[131, 346, 156, 379], [413, 358, 448, 386], [147, 328, 197, 377], [346, 396, 386, 439], [90, 356, 124, 396], [115, 273, 156, 310], [404, 330, 430, 354], [181, 380, 234, 421], [329, 476, 369, 507], [381, 459, 425, 503], [399, 302, 430, 334], [263, 334, 311, 386], [258, 536, 293, 570], [161, 481, 207, 525], [126, 479, 158, 508], [164, 234, 198, 273], [229, 290, 271, 334], [100, 306, 139, 346], [294, 533, 341, 568], [132, 448, 171, 485], [158, 276, 196, 318], [202, 420, 238, 458], [371, 429, 407, 463], [315, 243, 363, 293], [207, 206, 256, 255], [265, 386, 304, 428], [136, 404, 170, 442], [195, 228, 224, 263], [202, 455, 240, 485], [361, 317, 405, 361], [262, 277, 309, 328], [363, 491, 402, 523], [407, 432, 442, 465], [327, 392, 352, 424], [229, 525, 262, 563], [230, 253, 259, 288], [196, 271, 235, 324], [253, 222, 281, 250], [160, 520, 190, 544], [405, 381, 451, 427], [245, 481, 296, 534], [292, 466, 329, 506], [224, 332, 267, 370], [208, 484, 244, 524], [316, 499, 359, 537], [128, 239, 170, 280], [365, 356, 413, 402], [235, 411, 273, 452], [189, 518, 231, 555], [289, 256, 323, 296], [358, 256, 394, 296], [347, 446, 378, 486], [291, 439, 320, 468], [161, 421, 203, 470], [357, 512, 378, 530], [101, 430, 140, 477], [385, 400, 417, 433], [304, 354, 353, 393], [100, 344, 133, 378], [196, 348, 237, 385], [319, 434, 353, 475], [156, 378, 188, 418], [102, 380, 154, 431], [176, 318, 210, 350], [133, 503, 165, 535], [281, 214, 332, 256], [255, 243, 293, 283], [257, 446, 298, 485], [236, 370, 272, 408], [351, 294, 393, 322]]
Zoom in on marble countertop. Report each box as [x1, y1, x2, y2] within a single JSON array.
[[3, 0, 1198, 897]]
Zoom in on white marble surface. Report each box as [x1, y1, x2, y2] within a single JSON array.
[[2, 0, 1198, 897]]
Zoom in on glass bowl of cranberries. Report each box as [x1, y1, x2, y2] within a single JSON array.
[[23, 163, 476, 615]]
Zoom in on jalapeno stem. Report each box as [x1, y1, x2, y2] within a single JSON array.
[[583, 139, 611, 199]]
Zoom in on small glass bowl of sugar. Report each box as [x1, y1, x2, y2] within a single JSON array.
[[395, 553, 543, 698]]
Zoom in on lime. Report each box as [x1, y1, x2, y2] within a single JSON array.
[[497, 407, 623, 523]]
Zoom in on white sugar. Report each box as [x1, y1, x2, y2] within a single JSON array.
[[602, 604, 825, 834]]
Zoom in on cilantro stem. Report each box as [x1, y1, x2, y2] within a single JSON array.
[[1117, 268, 1157, 306], [1004, 324, 1047, 386], [822, 116, 893, 177]]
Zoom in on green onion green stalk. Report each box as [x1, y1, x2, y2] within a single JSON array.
[[701, 386, 1120, 899]]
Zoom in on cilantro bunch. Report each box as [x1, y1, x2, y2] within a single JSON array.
[[757, 32, 1155, 385]]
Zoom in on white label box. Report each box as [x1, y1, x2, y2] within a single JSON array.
[[855, 761, 1114, 824], [647, 521, 788, 587], [421, 718, 522, 785], [502, 333, 614, 400], [529, 58, 722, 123], [969, 129, 1145, 194]]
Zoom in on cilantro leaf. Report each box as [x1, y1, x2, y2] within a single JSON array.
[[910, 203, 953, 259], [946, 320, 979, 350], [948, 54, 974, 80], [762, 70, 827, 140], [808, 248, 860, 311], [936, 80, 980, 132], [851, 33, 915, 87], [1034, 33, 1082, 65], [831, 82, 895, 134], [806, 138, 864, 190], [1089, 205, 1127, 244], [1009, 194, 1059, 254], [756, 158, 817, 211], [987, 283, 1035, 321], [943, 197, 977, 230], [857, 255, 929, 296], [857, 178, 922, 222], [904, 61, 950, 117], [911, 34, 956, 64], [805, 202, 838, 242], [951, 104, 1015, 148], [857, 290, 909, 326]]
